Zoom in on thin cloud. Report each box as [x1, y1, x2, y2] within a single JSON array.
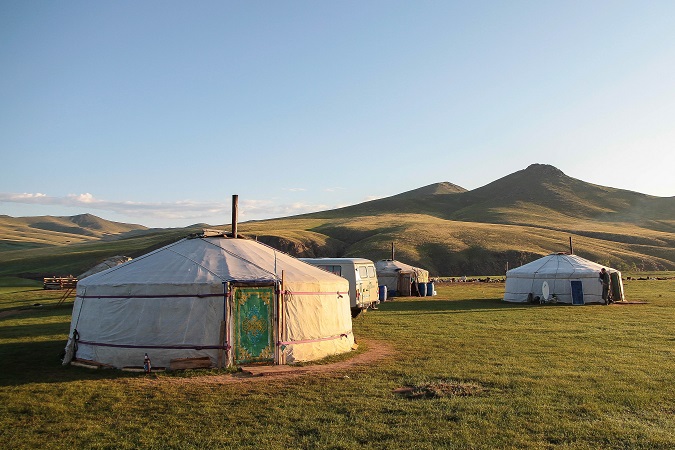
[[0, 192, 334, 222]]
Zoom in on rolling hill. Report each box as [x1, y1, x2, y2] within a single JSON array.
[[307, 164, 675, 228], [0, 213, 149, 251], [1, 164, 674, 278]]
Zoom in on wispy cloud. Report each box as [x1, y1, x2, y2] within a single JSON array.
[[0, 192, 334, 223], [283, 188, 307, 192]]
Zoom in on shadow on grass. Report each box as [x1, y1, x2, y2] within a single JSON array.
[[0, 302, 74, 317], [378, 298, 556, 314], [0, 339, 138, 387], [0, 306, 140, 387]]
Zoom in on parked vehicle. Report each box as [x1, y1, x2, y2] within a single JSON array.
[[299, 257, 379, 317]]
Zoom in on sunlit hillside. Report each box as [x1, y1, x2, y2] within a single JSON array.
[[0, 213, 148, 251], [1, 164, 674, 278]]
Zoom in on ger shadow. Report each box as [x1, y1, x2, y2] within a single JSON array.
[[0, 306, 140, 387], [0, 339, 146, 387]]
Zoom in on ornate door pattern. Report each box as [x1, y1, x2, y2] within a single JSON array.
[[233, 286, 274, 364]]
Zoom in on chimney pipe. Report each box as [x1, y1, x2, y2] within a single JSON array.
[[391, 242, 395, 260], [232, 195, 238, 238], [569, 236, 573, 255]]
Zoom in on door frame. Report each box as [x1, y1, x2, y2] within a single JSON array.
[[570, 280, 584, 305], [229, 283, 277, 365]]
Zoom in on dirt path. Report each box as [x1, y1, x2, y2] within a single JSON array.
[[243, 339, 396, 376], [144, 339, 396, 386]]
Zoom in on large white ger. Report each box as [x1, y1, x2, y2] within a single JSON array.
[[503, 253, 624, 305], [63, 234, 354, 369]]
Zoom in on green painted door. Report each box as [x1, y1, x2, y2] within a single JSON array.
[[233, 286, 274, 364]]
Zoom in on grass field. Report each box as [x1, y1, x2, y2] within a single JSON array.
[[1, 277, 674, 449]]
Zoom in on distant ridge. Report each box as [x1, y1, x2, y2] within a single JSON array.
[[2, 164, 674, 276], [0, 214, 148, 251], [303, 164, 675, 231], [69, 213, 121, 230], [283, 163, 675, 272], [305, 181, 467, 218], [390, 181, 467, 199]]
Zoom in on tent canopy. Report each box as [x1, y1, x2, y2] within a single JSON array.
[[78, 255, 131, 279], [375, 259, 429, 295], [64, 235, 354, 369]]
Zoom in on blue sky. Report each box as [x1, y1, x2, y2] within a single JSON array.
[[1, 1, 674, 227]]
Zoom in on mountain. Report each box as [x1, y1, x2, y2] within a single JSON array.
[[0, 214, 148, 251], [450, 164, 675, 228], [260, 164, 675, 273], [305, 164, 675, 228], [303, 180, 468, 218], [0, 218, 203, 279], [1, 164, 674, 277]]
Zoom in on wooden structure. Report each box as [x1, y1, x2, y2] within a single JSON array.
[[43, 276, 77, 290]]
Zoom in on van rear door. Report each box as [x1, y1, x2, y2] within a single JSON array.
[[350, 266, 361, 308], [357, 265, 374, 305]]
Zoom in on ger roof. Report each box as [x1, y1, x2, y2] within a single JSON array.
[[77, 236, 346, 288], [299, 257, 374, 265], [506, 253, 612, 279], [375, 259, 428, 274]]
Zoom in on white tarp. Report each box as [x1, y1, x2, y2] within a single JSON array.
[[503, 253, 623, 304], [64, 236, 353, 369], [375, 259, 429, 293], [78, 255, 131, 279]]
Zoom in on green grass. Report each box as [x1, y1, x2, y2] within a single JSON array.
[[0, 277, 42, 288], [1, 279, 675, 449]]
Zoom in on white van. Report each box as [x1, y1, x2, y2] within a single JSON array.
[[299, 257, 379, 317]]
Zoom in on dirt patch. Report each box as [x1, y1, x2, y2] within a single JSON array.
[[393, 380, 486, 399], [275, 339, 396, 375]]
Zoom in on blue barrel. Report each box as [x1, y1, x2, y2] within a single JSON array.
[[426, 281, 435, 296], [378, 285, 387, 302], [417, 282, 426, 297]]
